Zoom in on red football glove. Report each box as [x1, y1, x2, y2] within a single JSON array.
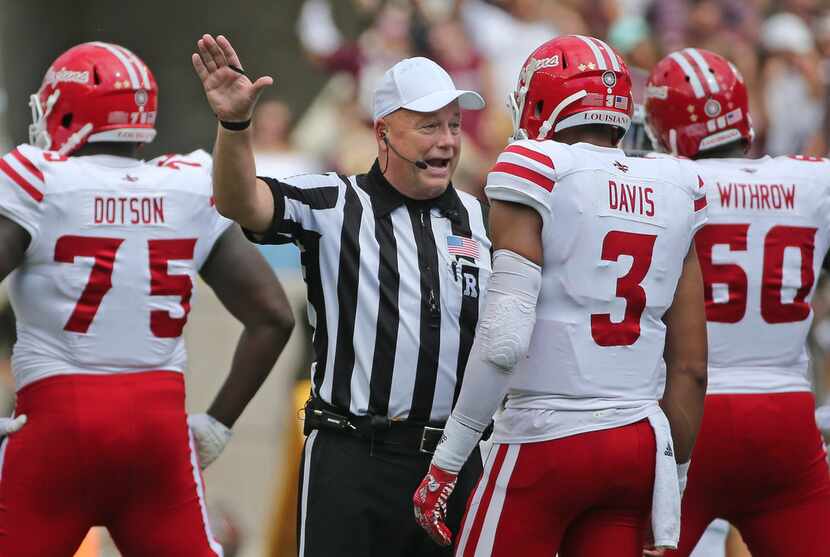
[[413, 463, 458, 546]]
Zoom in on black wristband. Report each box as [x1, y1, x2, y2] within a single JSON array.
[[219, 118, 251, 131]]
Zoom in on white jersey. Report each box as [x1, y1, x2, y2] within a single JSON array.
[[693, 155, 830, 394], [486, 140, 706, 442], [0, 145, 232, 390]]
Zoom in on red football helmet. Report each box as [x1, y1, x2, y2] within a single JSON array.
[[509, 35, 633, 142], [644, 48, 753, 158], [29, 42, 158, 156]]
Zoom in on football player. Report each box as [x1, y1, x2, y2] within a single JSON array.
[[645, 48, 830, 556], [0, 42, 294, 557], [413, 35, 708, 556]]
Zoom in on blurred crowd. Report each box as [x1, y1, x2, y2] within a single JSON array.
[[273, 0, 830, 198], [246, 0, 830, 410]]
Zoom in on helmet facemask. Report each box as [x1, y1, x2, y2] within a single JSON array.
[[28, 89, 60, 150]]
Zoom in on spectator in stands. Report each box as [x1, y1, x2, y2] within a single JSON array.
[[761, 12, 825, 155], [252, 99, 323, 179], [298, 0, 414, 121], [458, 0, 559, 107], [607, 16, 659, 70]]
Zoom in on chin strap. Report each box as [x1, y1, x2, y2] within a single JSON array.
[[668, 129, 679, 156], [57, 123, 93, 156], [538, 90, 588, 140]]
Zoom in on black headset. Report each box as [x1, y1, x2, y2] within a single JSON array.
[[382, 130, 428, 170]]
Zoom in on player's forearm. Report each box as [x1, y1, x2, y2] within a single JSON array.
[[433, 354, 511, 473], [207, 319, 294, 428], [660, 243, 707, 463], [433, 250, 542, 473], [212, 125, 263, 230], [660, 362, 706, 463]]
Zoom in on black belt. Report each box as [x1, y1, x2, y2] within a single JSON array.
[[303, 398, 444, 454]]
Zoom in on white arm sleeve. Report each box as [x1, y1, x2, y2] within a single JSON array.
[[432, 250, 542, 473]]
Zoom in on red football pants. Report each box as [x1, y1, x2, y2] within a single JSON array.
[[0, 372, 223, 557], [667, 392, 830, 557], [455, 419, 656, 557]]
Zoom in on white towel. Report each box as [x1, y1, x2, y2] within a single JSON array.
[[647, 411, 682, 549]]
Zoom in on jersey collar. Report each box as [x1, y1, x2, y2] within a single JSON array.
[[572, 142, 626, 156], [77, 154, 144, 168], [696, 155, 773, 165], [364, 159, 463, 222]]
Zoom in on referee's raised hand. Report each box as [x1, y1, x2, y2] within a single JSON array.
[[192, 34, 273, 123]]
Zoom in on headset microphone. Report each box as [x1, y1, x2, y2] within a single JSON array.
[[383, 134, 428, 170]]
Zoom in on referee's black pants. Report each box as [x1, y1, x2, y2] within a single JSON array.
[[296, 428, 483, 557]]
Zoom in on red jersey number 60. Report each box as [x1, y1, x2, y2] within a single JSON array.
[[695, 224, 817, 324]]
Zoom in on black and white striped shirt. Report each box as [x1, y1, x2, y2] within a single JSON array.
[[248, 161, 490, 424]]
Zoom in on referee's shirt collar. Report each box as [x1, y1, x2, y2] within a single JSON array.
[[366, 160, 463, 222]]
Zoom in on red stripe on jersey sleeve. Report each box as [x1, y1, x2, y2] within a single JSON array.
[[694, 196, 707, 211], [491, 161, 555, 192], [11, 148, 44, 182], [698, 175, 705, 189], [0, 158, 43, 202], [504, 144, 555, 170]]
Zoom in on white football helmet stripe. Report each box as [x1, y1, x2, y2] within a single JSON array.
[[684, 48, 720, 94], [89, 42, 141, 89], [576, 35, 608, 70], [592, 37, 621, 71], [114, 44, 152, 89], [669, 52, 705, 98]]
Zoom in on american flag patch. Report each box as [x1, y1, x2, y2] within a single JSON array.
[[605, 95, 629, 110], [447, 235, 480, 258], [725, 108, 743, 125]]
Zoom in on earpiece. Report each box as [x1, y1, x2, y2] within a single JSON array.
[[381, 129, 428, 170]]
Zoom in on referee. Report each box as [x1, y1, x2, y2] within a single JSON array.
[[193, 35, 490, 556]]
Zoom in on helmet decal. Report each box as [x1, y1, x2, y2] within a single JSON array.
[[29, 42, 158, 155], [509, 35, 634, 143], [645, 48, 753, 158]]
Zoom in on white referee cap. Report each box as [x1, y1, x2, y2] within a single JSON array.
[[372, 57, 485, 122]]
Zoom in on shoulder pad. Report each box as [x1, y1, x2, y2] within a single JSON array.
[[0, 144, 50, 202], [150, 150, 211, 172]]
